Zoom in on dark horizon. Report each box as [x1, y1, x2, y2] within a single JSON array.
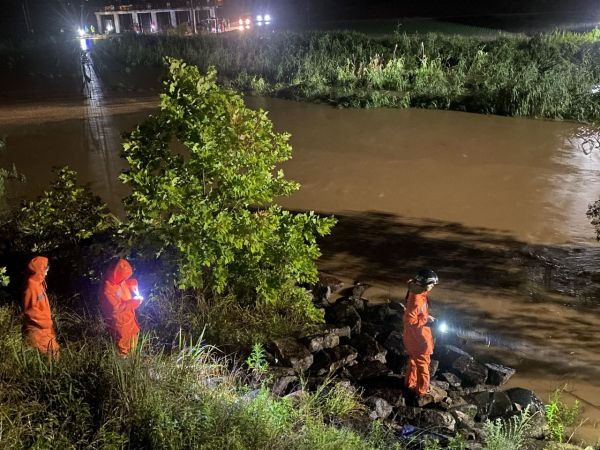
[[0, 0, 598, 36]]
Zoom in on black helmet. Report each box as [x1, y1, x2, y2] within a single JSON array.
[[415, 269, 438, 287]]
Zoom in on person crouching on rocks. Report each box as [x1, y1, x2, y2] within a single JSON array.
[[403, 269, 438, 397]]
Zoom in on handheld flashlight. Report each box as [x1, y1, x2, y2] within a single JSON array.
[[438, 321, 449, 334]]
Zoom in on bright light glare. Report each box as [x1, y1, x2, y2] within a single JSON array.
[[78, 28, 85, 36], [257, 21, 263, 26], [256, 15, 263, 22], [245, 18, 251, 25], [238, 18, 243, 25], [245, 25, 250, 29], [439, 321, 449, 334], [106, 23, 114, 32], [80, 38, 88, 51], [264, 14, 271, 21]]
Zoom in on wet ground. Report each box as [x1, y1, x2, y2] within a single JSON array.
[[1, 59, 600, 442]]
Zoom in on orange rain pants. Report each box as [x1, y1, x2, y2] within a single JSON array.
[[99, 259, 141, 356], [22, 256, 60, 358], [403, 286, 434, 396]]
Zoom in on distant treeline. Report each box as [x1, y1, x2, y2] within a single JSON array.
[[93, 30, 600, 122]]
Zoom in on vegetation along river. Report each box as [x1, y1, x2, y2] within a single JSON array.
[[2, 82, 600, 440]]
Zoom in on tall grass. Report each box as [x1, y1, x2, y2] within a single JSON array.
[[93, 29, 600, 121], [0, 305, 397, 449], [545, 388, 582, 443], [482, 407, 533, 450]]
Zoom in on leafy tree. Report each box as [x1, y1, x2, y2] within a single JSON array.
[[11, 167, 119, 283], [121, 58, 335, 305], [0, 136, 23, 287]]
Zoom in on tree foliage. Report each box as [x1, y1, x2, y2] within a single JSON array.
[[10, 167, 119, 282], [121, 58, 335, 304], [0, 137, 23, 287]]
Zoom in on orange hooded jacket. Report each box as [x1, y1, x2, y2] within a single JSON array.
[[22, 256, 59, 355], [402, 283, 434, 357], [99, 259, 141, 355]]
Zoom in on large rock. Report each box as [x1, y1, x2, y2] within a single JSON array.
[[325, 303, 362, 335], [271, 338, 313, 372], [361, 321, 385, 341], [313, 274, 343, 305], [325, 325, 352, 340], [362, 303, 394, 323], [382, 330, 406, 373], [312, 345, 358, 375], [349, 281, 372, 311], [437, 345, 472, 369], [364, 387, 406, 408], [415, 383, 448, 407], [438, 345, 488, 387], [488, 391, 513, 420], [505, 388, 546, 416], [416, 409, 457, 433], [485, 363, 516, 386], [348, 360, 392, 383], [383, 330, 404, 353], [300, 331, 340, 353], [440, 372, 462, 388], [431, 380, 450, 391], [468, 391, 513, 422], [360, 374, 405, 390], [449, 403, 479, 422], [505, 388, 548, 438], [351, 281, 371, 301], [366, 396, 393, 420], [451, 410, 484, 441], [270, 372, 298, 396], [461, 385, 492, 396], [350, 333, 387, 363]]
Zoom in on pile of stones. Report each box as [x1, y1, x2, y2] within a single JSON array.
[[264, 275, 549, 447]]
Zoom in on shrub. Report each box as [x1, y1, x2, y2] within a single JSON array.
[[483, 407, 532, 450], [246, 341, 269, 376], [545, 389, 581, 443], [120, 58, 335, 308], [8, 166, 119, 285], [0, 138, 24, 288], [189, 286, 323, 348], [94, 30, 600, 122]]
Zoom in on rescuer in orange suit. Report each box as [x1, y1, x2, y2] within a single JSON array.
[[99, 258, 143, 357], [22, 256, 60, 358], [403, 269, 438, 397]]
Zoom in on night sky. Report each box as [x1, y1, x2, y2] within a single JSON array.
[[0, 0, 598, 36]]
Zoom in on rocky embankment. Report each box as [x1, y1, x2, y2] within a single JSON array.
[[263, 275, 551, 448]]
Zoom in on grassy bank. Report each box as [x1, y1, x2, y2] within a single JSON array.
[[0, 305, 399, 450], [92, 29, 600, 121]]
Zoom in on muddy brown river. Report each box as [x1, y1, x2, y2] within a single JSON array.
[[2, 64, 600, 441]]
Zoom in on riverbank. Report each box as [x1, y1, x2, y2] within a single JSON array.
[[0, 295, 589, 449], [89, 29, 600, 122], [2, 54, 600, 445]]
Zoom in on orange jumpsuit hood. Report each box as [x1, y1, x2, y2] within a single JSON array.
[[107, 259, 133, 285], [27, 256, 48, 283]]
